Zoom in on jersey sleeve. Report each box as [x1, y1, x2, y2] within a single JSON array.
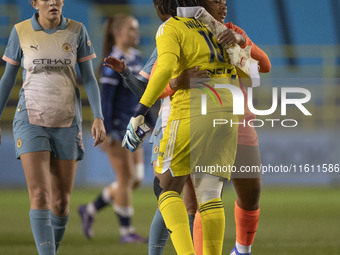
[[139, 47, 158, 80], [2, 27, 22, 66], [78, 61, 104, 120], [139, 21, 179, 108], [148, 60, 176, 99], [77, 24, 96, 62], [0, 63, 20, 119], [143, 57, 176, 100], [156, 20, 181, 60]]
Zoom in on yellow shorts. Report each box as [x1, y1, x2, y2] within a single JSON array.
[[155, 112, 238, 179]]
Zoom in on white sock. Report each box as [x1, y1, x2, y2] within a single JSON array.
[[119, 225, 135, 236], [102, 186, 113, 203], [236, 241, 251, 254], [86, 203, 96, 216], [134, 163, 145, 183], [113, 204, 134, 217]]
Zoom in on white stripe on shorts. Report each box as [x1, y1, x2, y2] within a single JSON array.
[[162, 120, 179, 174], [169, 120, 179, 159], [164, 119, 179, 163], [165, 121, 175, 158]]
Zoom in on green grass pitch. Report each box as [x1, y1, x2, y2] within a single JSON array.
[[0, 186, 339, 255]]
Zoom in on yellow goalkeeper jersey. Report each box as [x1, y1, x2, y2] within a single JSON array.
[[140, 15, 240, 120]]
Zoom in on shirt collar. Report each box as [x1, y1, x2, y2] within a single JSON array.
[[31, 13, 67, 31], [176, 7, 203, 18]]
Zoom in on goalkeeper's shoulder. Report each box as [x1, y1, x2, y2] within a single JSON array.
[[156, 17, 180, 38]]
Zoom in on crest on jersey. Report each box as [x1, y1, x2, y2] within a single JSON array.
[[17, 138, 22, 148], [62, 43, 72, 52]]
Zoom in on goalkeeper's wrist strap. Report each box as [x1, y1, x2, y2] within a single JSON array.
[[133, 103, 149, 117], [136, 123, 150, 138], [120, 67, 131, 77]]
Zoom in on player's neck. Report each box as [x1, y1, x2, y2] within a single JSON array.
[[116, 44, 131, 57], [37, 15, 61, 30]]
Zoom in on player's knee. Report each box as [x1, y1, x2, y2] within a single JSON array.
[[249, 185, 261, 203], [52, 196, 70, 215], [237, 191, 261, 210], [236, 180, 261, 209], [153, 176, 163, 200], [185, 202, 197, 215], [30, 189, 51, 208]]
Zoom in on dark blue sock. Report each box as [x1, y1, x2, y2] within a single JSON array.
[[116, 213, 131, 227], [93, 194, 109, 211]]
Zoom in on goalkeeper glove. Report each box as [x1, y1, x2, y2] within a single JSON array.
[[122, 115, 150, 152]]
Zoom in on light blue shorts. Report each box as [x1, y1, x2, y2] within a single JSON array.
[[13, 120, 84, 160]]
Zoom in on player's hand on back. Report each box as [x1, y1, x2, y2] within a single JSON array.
[[103, 56, 127, 73], [170, 66, 210, 91], [91, 118, 106, 146]]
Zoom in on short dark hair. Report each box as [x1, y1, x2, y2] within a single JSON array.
[[153, 0, 199, 17]]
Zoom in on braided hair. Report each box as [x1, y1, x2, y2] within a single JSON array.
[[153, 0, 199, 17]]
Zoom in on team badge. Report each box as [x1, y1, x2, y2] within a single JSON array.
[[17, 105, 22, 112], [17, 138, 22, 148], [62, 43, 72, 52], [153, 145, 159, 154], [154, 129, 159, 136]]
